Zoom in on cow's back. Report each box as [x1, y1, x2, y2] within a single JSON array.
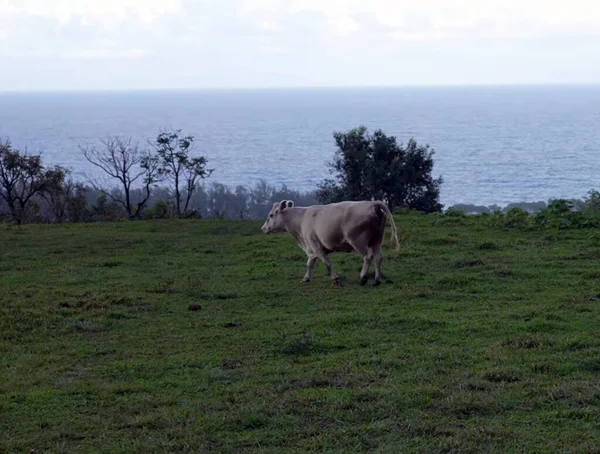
[[302, 201, 385, 251]]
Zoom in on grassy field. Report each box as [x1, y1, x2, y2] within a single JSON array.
[[1, 213, 599, 453]]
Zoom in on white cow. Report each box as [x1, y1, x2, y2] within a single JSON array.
[[261, 200, 399, 286]]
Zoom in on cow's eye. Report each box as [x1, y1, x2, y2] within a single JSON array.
[[269, 214, 273, 218]]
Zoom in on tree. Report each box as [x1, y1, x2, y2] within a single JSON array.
[[0, 140, 50, 224], [582, 189, 600, 213], [234, 185, 251, 219], [42, 166, 79, 223], [80, 136, 161, 219], [66, 185, 89, 223], [316, 126, 443, 213], [152, 129, 213, 218]]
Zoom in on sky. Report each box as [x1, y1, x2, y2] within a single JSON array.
[[1, 0, 599, 91]]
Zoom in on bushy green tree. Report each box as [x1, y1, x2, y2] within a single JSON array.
[[316, 126, 443, 212]]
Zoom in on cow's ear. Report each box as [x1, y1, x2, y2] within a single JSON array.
[[286, 200, 294, 208], [279, 200, 288, 211]]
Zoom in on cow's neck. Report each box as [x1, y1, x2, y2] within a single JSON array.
[[283, 208, 305, 242]]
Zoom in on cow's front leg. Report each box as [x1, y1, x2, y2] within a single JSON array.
[[316, 251, 341, 285], [302, 255, 318, 283]]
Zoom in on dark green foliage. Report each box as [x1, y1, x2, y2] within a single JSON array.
[[91, 194, 127, 222], [534, 199, 600, 230], [42, 166, 83, 223], [2, 215, 599, 452], [317, 126, 443, 212], [504, 207, 530, 229], [143, 199, 173, 219], [0, 141, 85, 224], [66, 185, 91, 223], [450, 201, 548, 215], [444, 207, 467, 217], [446, 198, 600, 231], [582, 189, 600, 213]]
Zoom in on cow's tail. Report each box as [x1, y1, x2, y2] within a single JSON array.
[[376, 201, 400, 251]]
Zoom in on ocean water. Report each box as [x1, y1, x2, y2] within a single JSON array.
[[1, 86, 599, 207]]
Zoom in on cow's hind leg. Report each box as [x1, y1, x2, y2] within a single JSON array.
[[303, 255, 318, 283], [360, 249, 374, 286], [373, 245, 383, 287], [346, 238, 371, 286]]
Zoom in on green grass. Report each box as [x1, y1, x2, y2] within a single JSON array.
[[1, 214, 599, 453]]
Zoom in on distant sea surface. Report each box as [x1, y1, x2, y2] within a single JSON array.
[[1, 86, 599, 207]]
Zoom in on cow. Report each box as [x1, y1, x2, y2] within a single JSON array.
[[261, 199, 399, 286]]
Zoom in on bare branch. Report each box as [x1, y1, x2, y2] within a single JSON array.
[[79, 136, 157, 219]]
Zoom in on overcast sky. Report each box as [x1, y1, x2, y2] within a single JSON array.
[[1, 0, 599, 91]]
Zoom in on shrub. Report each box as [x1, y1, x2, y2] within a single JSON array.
[[582, 189, 600, 213], [444, 207, 467, 217], [144, 199, 174, 220], [534, 199, 600, 230], [504, 207, 530, 229]]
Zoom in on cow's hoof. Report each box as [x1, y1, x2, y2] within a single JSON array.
[[360, 276, 369, 286], [372, 280, 382, 287], [301, 278, 311, 283], [332, 277, 341, 286]]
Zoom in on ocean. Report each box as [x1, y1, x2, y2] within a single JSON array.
[[1, 86, 599, 207]]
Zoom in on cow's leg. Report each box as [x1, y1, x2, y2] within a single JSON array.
[[373, 245, 383, 287], [315, 251, 340, 284], [346, 240, 371, 286], [360, 249, 374, 286], [302, 255, 318, 283]]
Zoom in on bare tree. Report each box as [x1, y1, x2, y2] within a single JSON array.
[[80, 137, 161, 219], [152, 129, 213, 218], [0, 140, 48, 224]]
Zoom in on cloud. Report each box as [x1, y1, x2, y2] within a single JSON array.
[[1, 46, 150, 59], [0, 2, 17, 15], [0, 0, 184, 59], [0, 0, 183, 25], [329, 16, 360, 37], [259, 44, 285, 55], [258, 20, 279, 32], [237, 0, 600, 41], [388, 30, 451, 42], [62, 48, 149, 59], [1, 0, 599, 89]]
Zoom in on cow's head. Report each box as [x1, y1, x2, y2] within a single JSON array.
[[261, 200, 294, 233]]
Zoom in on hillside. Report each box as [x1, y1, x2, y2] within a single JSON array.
[[1, 214, 599, 453]]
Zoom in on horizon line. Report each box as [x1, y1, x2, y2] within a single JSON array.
[[1, 82, 600, 94]]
